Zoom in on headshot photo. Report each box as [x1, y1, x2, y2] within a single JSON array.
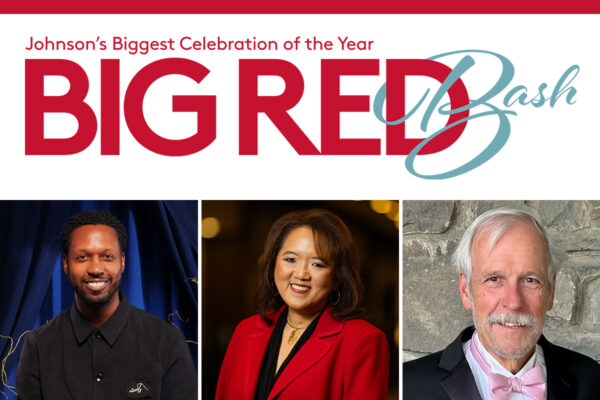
[[202, 200, 399, 399], [0, 200, 198, 400], [403, 200, 600, 400]]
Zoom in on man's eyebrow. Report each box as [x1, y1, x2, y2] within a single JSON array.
[[481, 269, 504, 277], [73, 247, 118, 252], [521, 270, 544, 277]]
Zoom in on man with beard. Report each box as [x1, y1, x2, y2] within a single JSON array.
[[16, 210, 197, 399], [403, 207, 600, 400]]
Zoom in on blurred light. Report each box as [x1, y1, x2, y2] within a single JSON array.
[[394, 323, 399, 347], [394, 219, 400, 229], [386, 202, 400, 221], [370, 200, 392, 214], [202, 217, 221, 239]]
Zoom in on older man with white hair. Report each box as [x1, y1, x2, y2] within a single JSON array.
[[403, 207, 600, 400]]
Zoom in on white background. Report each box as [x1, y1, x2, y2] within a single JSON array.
[[0, 15, 596, 200]]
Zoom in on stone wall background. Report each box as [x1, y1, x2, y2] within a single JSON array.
[[403, 200, 600, 363]]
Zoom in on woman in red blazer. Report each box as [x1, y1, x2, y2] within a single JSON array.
[[216, 209, 389, 400]]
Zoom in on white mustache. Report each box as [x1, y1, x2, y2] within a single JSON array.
[[487, 312, 536, 327]]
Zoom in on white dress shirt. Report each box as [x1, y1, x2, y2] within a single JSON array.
[[463, 331, 547, 400]]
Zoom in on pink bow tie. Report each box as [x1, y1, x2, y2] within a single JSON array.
[[470, 332, 546, 400], [489, 367, 546, 400]]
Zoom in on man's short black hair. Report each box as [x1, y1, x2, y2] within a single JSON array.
[[60, 210, 128, 256]]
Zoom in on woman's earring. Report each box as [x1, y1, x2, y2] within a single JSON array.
[[329, 289, 341, 306]]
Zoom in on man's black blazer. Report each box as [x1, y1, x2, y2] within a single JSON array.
[[403, 327, 600, 400]]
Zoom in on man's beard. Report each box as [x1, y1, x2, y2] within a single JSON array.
[[71, 276, 121, 309], [473, 310, 542, 360]]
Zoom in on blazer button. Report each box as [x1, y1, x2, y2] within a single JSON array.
[[96, 373, 103, 382]]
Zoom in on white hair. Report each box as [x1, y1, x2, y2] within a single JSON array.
[[453, 207, 561, 289]]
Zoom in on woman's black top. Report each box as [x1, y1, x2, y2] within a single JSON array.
[[254, 308, 323, 400]]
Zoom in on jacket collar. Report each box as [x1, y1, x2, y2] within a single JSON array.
[[254, 306, 344, 339], [70, 291, 130, 347], [245, 306, 343, 400], [439, 326, 577, 400], [439, 327, 481, 400]]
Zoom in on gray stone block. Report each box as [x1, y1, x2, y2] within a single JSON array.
[[403, 271, 471, 353], [403, 238, 457, 274], [531, 201, 591, 231], [543, 328, 600, 362], [548, 268, 578, 322], [475, 201, 527, 216], [579, 270, 600, 329], [590, 201, 600, 229], [557, 231, 600, 253], [403, 239, 431, 275], [403, 201, 454, 234]]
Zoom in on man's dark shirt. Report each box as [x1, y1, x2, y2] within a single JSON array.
[[16, 293, 197, 399]]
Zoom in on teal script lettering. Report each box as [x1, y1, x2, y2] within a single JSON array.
[[373, 50, 579, 179]]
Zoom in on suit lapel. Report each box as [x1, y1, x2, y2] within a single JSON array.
[[243, 310, 281, 400], [268, 309, 343, 400], [539, 336, 577, 400], [439, 327, 482, 400], [440, 358, 482, 400]]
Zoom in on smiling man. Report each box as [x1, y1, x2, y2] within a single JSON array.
[[403, 207, 600, 400], [16, 210, 197, 399]]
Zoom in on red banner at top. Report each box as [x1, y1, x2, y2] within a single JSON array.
[[2, 0, 599, 13]]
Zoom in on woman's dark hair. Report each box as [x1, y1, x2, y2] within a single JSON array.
[[256, 208, 364, 325]]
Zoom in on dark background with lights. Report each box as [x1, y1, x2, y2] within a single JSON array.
[[202, 200, 399, 399]]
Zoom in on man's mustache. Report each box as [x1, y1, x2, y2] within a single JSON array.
[[487, 312, 537, 327]]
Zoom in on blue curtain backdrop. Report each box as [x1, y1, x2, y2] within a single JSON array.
[[0, 200, 198, 399]]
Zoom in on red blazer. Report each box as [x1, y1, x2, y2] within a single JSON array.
[[216, 307, 389, 400]]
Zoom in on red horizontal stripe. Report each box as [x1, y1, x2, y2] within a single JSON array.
[[1, 0, 599, 14]]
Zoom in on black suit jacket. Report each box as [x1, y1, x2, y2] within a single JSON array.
[[403, 327, 600, 400]]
